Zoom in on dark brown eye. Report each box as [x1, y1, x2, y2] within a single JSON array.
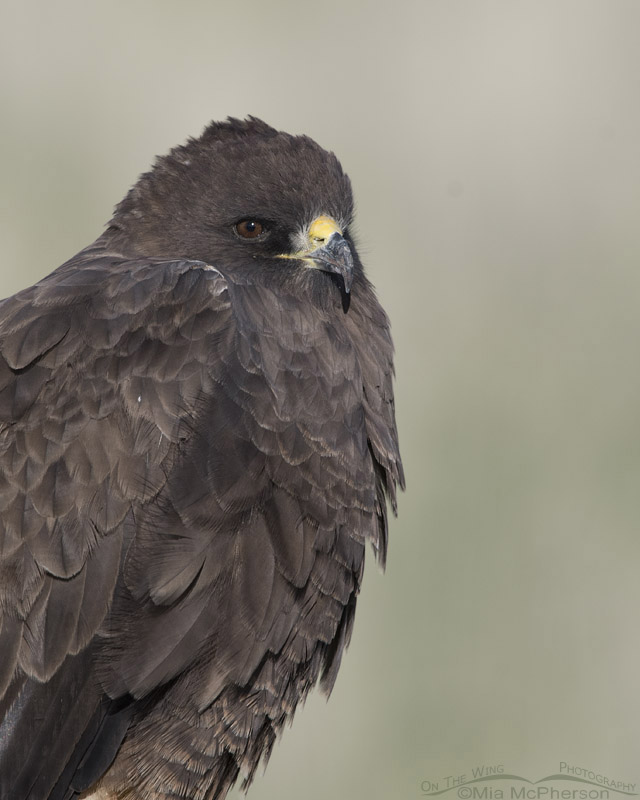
[[234, 220, 265, 239]]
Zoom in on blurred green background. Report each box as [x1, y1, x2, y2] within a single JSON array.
[[2, 1, 640, 797]]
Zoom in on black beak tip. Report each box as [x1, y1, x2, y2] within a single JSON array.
[[340, 284, 351, 313]]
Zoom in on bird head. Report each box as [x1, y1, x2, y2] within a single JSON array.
[[108, 117, 359, 306]]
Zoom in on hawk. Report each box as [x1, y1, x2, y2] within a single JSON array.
[[0, 117, 404, 799]]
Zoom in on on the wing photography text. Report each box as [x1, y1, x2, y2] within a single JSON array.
[[421, 763, 636, 799]]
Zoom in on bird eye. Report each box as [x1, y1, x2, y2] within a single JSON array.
[[234, 220, 265, 239]]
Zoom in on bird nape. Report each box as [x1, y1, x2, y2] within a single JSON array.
[[0, 117, 404, 800]]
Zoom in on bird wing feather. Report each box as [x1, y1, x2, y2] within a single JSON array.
[[0, 246, 232, 796]]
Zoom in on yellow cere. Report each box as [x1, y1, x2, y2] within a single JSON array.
[[277, 215, 343, 260], [307, 215, 342, 247]]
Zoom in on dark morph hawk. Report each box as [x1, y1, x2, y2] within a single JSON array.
[[0, 117, 404, 799]]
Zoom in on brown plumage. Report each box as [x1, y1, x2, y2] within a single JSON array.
[[0, 117, 404, 799]]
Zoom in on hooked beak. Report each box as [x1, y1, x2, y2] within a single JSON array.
[[309, 231, 354, 294], [278, 215, 354, 295]]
